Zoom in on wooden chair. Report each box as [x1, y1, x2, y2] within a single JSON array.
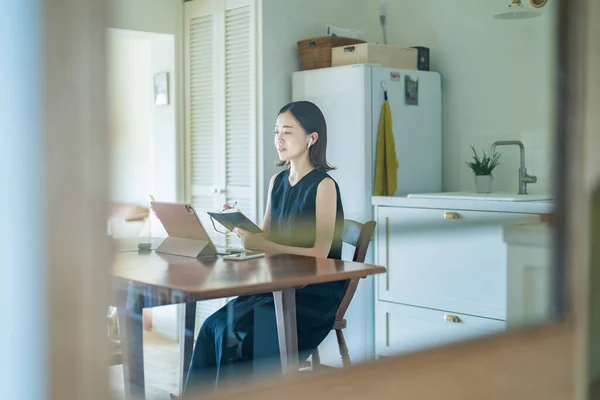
[[310, 219, 377, 369]]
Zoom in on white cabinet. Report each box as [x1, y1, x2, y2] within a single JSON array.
[[504, 223, 553, 329], [376, 206, 540, 320], [376, 301, 505, 357], [373, 202, 546, 357]]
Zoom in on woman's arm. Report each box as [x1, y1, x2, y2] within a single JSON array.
[[236, 178, 338, 258], [261, 173, 278, 232]]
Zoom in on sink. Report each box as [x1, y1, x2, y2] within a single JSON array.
[[406, 192, 553, 202]]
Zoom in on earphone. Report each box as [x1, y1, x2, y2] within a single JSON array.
[[307, 138, 313, 148]]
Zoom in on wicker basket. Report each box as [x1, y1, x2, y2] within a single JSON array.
[[297, 36, 366, 70]]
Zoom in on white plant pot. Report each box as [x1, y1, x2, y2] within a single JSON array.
[[474, 175, 493, 193]]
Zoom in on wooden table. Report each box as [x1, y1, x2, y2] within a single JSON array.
[[111, 239, 386, 399]]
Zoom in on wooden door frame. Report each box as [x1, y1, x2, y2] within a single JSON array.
[[43, 0, 112, 399]]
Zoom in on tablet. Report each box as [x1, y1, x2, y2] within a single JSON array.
[[207, 209, 263, 234], [151, 201, 215, 241]]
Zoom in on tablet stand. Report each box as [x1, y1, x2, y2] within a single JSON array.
[[155, 236, 217, 259]]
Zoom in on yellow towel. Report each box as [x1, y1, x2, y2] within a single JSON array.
[[374, 100, 399, 196]]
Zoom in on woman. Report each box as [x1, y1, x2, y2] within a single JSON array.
[[184, 101, 345, 396]]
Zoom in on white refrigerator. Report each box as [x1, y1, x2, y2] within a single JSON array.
[[292, 64, 442, 364], [292, 64, 442, 235]]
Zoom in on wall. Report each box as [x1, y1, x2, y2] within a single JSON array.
[[107, 28, 177, 234], [108, 0, 182, 37], [107, 31, 154, 207], [371, 0, 557, 194], [108, 0, 185, 202]]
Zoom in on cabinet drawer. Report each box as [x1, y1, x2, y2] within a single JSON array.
[[375, 206, 540, 319], [375, 301, 505, 357]]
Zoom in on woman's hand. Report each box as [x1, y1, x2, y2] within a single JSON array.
[[234, 227, 269, 251]]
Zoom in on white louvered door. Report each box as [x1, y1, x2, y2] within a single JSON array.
[[185, 0, 258, 325], [185, 0, 225, 246], [186, 0, 257, 249], [223, 1, 257, 248], [184, 0, 227, 328]]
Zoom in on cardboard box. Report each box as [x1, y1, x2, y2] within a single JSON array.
[[332, 43, 420, 70]]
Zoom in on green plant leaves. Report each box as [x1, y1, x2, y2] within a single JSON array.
[[465, 145, 501, 176]]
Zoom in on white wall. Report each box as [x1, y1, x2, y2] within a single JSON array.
[[107, 32, 154, 207], [108, 0, 182, 36], [108, 0, 185, 201], [107, 29, 177, 237], [371, 0, 557, 194]]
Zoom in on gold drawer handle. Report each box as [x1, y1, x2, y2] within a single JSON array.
[[444, 314, 461, 323], [443, 212, 460, 219]]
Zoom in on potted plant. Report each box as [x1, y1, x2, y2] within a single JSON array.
[[465, 146, 501, 193]]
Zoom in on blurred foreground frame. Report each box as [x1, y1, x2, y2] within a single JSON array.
[[29, 0, 597, 398], [192, 0, 599, 398]]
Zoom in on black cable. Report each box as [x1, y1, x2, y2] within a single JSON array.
[[209, 215, 230, 235]]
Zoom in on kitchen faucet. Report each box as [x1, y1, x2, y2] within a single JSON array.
[[490, 140, 537, 195]]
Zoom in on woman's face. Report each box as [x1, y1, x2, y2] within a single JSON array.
[[274, 111, 313, 162]]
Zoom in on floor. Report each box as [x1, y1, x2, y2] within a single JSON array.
[[110, 331, 180, 400], [108, 330, 326, 400]]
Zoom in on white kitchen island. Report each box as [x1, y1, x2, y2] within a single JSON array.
[[372, 195, 554, 358]]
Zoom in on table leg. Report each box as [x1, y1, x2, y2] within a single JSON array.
[[178, 302, 197, 398], [273, 288, 298, 374], [117, 288, 146, 399]]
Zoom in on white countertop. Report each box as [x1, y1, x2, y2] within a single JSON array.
[[372, 195, 555, 214]]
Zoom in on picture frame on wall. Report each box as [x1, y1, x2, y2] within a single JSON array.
[[154, 71, 169, 106]]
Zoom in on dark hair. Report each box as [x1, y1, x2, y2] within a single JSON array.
[[275, 101, 336, 171]]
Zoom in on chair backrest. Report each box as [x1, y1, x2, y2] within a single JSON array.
[[335, 219, 377, 321], [342, 219, 377, 263]]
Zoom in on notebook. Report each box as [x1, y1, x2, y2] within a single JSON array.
[[207, 208, 263, 234]]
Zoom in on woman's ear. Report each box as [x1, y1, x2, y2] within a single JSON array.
[[309, 132, 319, 145]]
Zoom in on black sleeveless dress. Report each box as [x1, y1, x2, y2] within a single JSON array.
[[184, 168, 346, 394], [268, 168, 345, 259]]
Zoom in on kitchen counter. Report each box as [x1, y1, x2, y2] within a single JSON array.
[[372, 195, 554, 214], [372, 193, 555, 356]]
